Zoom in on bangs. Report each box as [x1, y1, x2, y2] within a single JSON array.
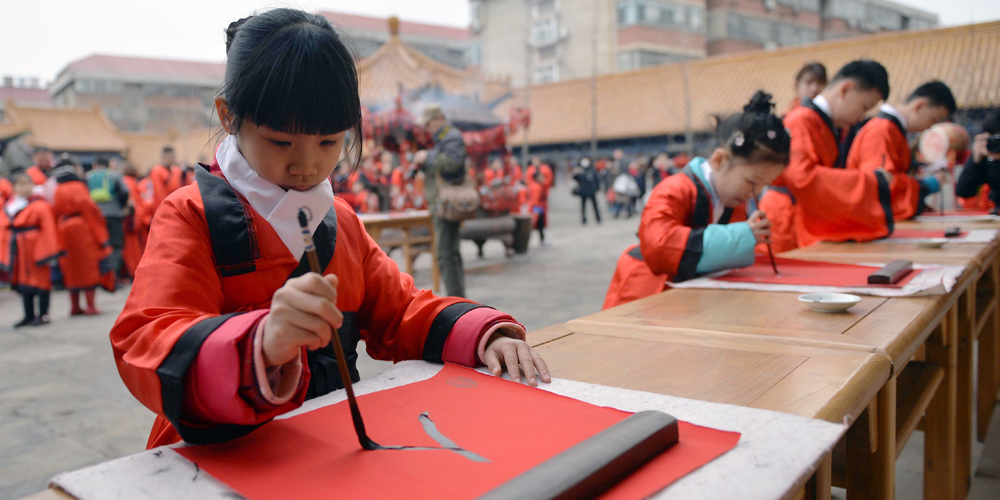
[[226, 23, 360, 136]]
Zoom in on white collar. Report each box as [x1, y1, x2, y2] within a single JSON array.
[[812, 95, 833, 118], [701, 163, 725, 224], [5, 195, 29, 218], [879, 104, 908, 131], [216, 135, 336, 260]]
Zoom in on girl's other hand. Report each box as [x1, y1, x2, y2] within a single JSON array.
[[748, 210, 771, 244], [483, 331, 551, 387], [262, 273, 343, 368]]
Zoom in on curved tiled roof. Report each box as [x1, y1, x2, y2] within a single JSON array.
[[510, 21, 1000, 146], [4, 102, 127, 152], [357, 35, 509, 107]]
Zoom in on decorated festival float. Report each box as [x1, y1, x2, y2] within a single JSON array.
[[350, 17, 534, 259]]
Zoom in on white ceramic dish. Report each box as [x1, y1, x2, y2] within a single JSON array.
[[916, 238, 948, 249], [798, 293, 862, 313]]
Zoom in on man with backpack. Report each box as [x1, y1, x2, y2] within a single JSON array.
[[86, 156, 130, 282]]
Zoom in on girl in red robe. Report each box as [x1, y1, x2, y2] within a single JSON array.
[[121, 165, 150, 278], [110, 9, 549, 449], [49, 163, 112, 315], [1, 171, 62, 326], [604, 92, 790, 309]]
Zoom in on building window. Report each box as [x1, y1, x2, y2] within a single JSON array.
[[617, 0, 704, 32], [470, 0, 482, 32], [537, 45, 557, 61], [530, 17, 559, 47], [726, 14, 774, 45], [533, 64, 559, 84], [617, 49, 692, 71], [533, 0, 556, 19], [468, 42, 482, 66]]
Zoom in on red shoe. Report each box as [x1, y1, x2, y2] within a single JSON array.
[[83, 308, 102, 316], [70, 308, 85, 316]]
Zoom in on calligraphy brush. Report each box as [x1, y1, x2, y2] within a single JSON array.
[[752, 191, 779, 275], [298, 209, 380, 451]]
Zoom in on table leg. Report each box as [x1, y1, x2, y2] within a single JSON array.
[[401, 228, 414, 276], [956, 289, 975, 498], [806, 453, 833, 500], [925, 305, 958, 500], [979, 260, 1000, 442], [846, 376, 895, 500], [429, 221, 440, 293]]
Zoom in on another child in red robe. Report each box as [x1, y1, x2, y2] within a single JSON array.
[[26, 147, 55, 185], [1, 171, 62, 326], [49, 162, 112, 315], [148, 146, 184, 214], [121, 164, 150, 278], [785, 62, 827, 115], [604, 91, 789, 309], [110, 9, 550, 450], [527, 168, 549, 245], [759, 60, 892, 252], [845, 80, 956, 220]]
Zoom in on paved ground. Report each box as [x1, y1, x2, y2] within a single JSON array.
[[1, 182, 999, 499]]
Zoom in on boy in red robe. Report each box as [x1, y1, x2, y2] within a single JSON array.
[[50, 163, 112, 315], [1, 171, 62, 326], [148, 146, 184, 214], [846, 81, 956, 220], [26, 147, 54, 185], [759, 60, 892, 252], [121, 163, 149, 278]]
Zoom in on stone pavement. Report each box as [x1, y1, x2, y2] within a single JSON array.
[[2, 182, 999, 499]]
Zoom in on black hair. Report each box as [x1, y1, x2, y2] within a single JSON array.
[[222, 8, 362, 166], [984, 110, 1000, 135], [716, 91, 791, 165], [162, 146, 175, 154], [907, 80, 957, 114], [795, 62, 827, 84], [830, 60, 890, 100], [95, 156, 110, 168], [7, 166, 28, 183], [33, 147, 49, 154]]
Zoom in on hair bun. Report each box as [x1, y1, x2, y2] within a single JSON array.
[[743, 90, 776, 115], [225, 16, 253, 53]]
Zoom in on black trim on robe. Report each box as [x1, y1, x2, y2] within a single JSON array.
[[719, 207, 734, 225], [877, 111, 907, 137], [802, 99, 846, 168], [627, 245, 644, 261], [195, 166, 260, 277], [875, 168, 895, 237], [422, 302, 490, 363], [155, 313, 266, 445], [672, 166, 712, 282]]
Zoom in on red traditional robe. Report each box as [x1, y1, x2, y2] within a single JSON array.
[[0, 178, 12, 205], [0, 197, 62, 291], [846, 113, 919, 220], [111, 164, 523, 449], [121, 175, 149, 278], [525, 164, 554, 189], [604, 166, 747, 309], [26, 165, 48, 185], [52, 177, 112, 290], [761, 102, 892, 250], [148, 164, 183, 214]]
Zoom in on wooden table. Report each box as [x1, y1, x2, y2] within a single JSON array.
[[358, 211, 439, 292], [570, 241, 994, 500], [529, 322, 891, 500]]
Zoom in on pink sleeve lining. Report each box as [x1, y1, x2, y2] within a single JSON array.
[[441, 306, 525, 367], [252, 315, 303, 405], [477, 322, 527, 365], [182, 309, 269, 424]]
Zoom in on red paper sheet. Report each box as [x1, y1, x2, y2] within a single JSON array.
[[177, 365, 739, 500], [891, 229, 967, 239], [716, 256, 919, 287]]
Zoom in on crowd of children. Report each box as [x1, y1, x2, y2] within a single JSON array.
[[0, 146, 196, 327], [604, 59, 977, 308]]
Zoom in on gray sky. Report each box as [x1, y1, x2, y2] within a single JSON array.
[[2, 0, 998, 84]]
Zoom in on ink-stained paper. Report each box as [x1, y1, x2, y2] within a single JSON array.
[[176, 364, 739, 500]]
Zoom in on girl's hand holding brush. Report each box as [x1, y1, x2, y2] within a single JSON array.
[[261, 273, 344, 368]]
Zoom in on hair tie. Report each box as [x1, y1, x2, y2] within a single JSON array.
[[767, 130, 777, 140], [733, 132, 746, 147]]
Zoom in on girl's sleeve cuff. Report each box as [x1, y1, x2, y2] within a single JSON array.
[[252, 314, 303, 405], [440, 306, 525, 367]]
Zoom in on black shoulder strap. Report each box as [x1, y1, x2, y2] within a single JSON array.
[[877, 111, 907, 137], [836, 118, 871, 169], [719, 207, 734, 225], [195, 165, 259, 277], [681, 166, 711, 227]]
